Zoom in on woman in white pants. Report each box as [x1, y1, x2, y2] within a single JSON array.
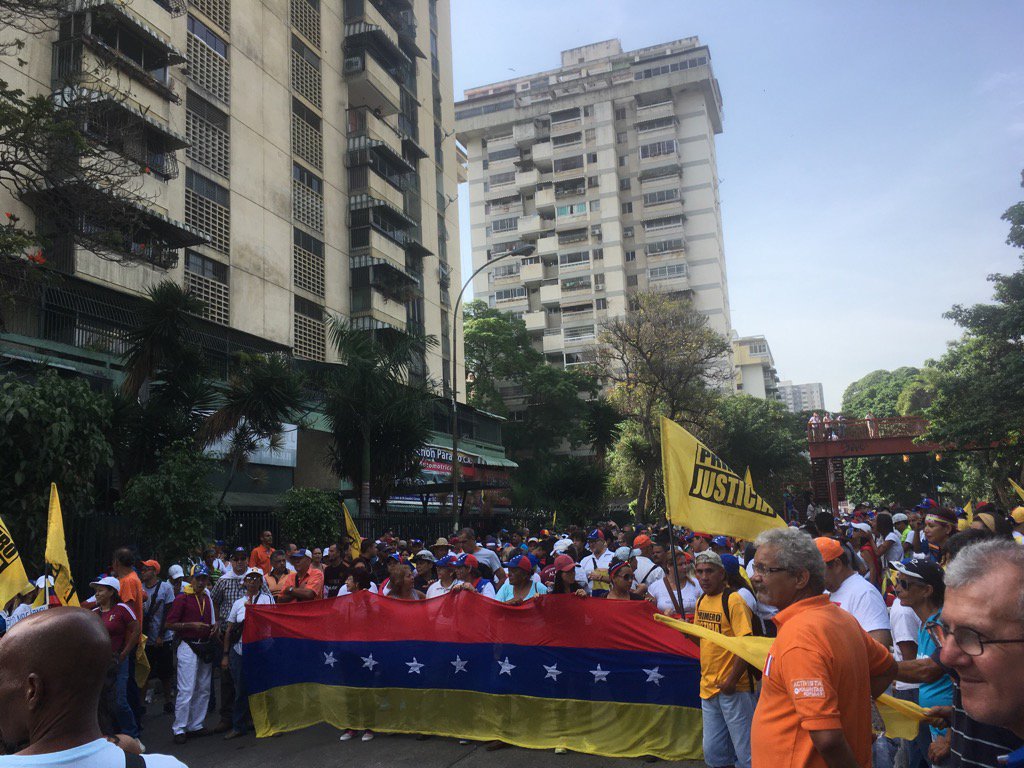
[[164, 565, 217, 744]]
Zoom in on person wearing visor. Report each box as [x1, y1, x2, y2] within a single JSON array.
[[90, 575, 141, 740], [495, 554, 548, 604]]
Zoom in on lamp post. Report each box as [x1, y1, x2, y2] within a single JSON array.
[[450, 241, 536, 532]]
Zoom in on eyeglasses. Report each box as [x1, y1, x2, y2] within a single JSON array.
[[896, 579, 919, 591], [926, 620, 1024, 657], [751, 563, 789, 576]]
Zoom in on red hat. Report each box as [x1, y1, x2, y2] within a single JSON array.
[[693, 531, 713, 541], [456, 553, 479, 569], [553, 554, 576, 572], [139, 559, 161, 574], [633, 534, 652, 549], [508, 554, 533, 572]]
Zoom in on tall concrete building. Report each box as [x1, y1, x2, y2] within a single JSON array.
[[455, 38, 731, 372], [778, 380, 826, 414], [0, 0, 462, 390], [732, 334, 780, 400]]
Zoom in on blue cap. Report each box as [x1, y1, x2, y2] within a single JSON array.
[[507, 554, 533, 572], [711, 535, 729, 548], [289, 548, 312, 559], [214, 540, 226, 546], [587, 529, 604, 541], [720, 554, 741, 576], [191, 564, 211, 577], [388, 553, 414, 570], [436, 554, 458, 568]]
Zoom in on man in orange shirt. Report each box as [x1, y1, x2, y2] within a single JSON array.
[[277, 549, 324, 602], [249, 530, 275, 574], [111, 547, 145, 729], [750, 528, 897, 768]]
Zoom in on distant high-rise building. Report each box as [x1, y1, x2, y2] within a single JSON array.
[[455, 37, 731, 379], [778, 380, 826, 413], [732, 334, 779, 400]]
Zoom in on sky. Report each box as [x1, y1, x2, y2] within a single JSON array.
[[451, 1, 1024, 410]]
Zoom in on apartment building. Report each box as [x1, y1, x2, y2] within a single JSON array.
[[732, 334, 780, 400], [455, 38, 732, 375], [778, 380, 826, 414], [0, 0, 462, 390]]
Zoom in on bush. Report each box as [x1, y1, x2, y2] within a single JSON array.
[[277, 487, 342, 549]]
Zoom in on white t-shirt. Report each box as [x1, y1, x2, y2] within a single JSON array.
[[647, 577, 702, 616], [828, 572, 891, 633], [580, 549, 615, 595], [472, 546, 504, 580], [889, 597, 922, 691], [878, 532, 904, 569], [425, 578, 463, 598], [226, 594, 275, 654], [631, 556, 665, 589], [0, 738, 186, 767]]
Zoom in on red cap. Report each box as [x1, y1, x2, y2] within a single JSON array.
[[459, 553, 479, 569], [553, 554, 576, 572], [693, 532, 712, 541], [633, 534, 651, 548], [139, 559, 161, 574], [814, 537, 843, 563]]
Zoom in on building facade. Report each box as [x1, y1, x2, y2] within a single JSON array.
[[455, 38, 731, 373], [732, 334, 780, 400], [778, 380, 825, 413], [0, 0, 462, 391]]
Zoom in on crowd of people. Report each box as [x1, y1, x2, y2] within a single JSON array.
[[2, 500, 1024, 768]]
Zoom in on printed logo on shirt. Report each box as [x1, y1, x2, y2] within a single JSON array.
[[792, 678, 826, 699]]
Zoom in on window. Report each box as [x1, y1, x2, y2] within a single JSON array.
[[491, 216, 518, 233], [596, 297, 607, 310], [293, 228, 325, 296], [582, 105, 593, 117], [587, 175, 599, 188], [748, 342, 768, 356], [619, 155, 627, 167], [292, 98, 323, 169], [487, 147, 520, 162], [586, 152, 597, 163], [184, 251, 229, 325], [293, 296, 325, 361], [590, 224, 602, 240], [293, 163, 322, 194], [585, 128, 596, 141], [552, 132, 581, 147], [561, 276, 591, 292], [292, 163, 323, 231], [623, 226, 634, 238], [556, 203, 586, 217], [594, 273, 605, 290], [619, 178, 631, 191], [489, 171, 515, 186], [643, 215, 684, 232], [636, 116, 676, 133], [188, 15, 227, 57], [592, 248, 603, 260], [558, 228, 588, 245], [492, 286, 527, 303], [291, 35, 321, 107], [646, 238, 686, 256], [550, 107, 580, 124], [621, 202, 633, 214], [186, 90, 230, 177], [643, 188, 680, 206], [553, 155, 584, 173], [616, 131, 627, 144], [185, 168, 230, 253], [589, 199, 600, 212], [291, 0, 321, 47], [559, 251, 590, 268], [640, 140, 677, 159], [627, 274, 638, 286], [634, 55, 708, 81], [490, 263, 520, 279], [649, 263, 687, 281], [615, 107, 627, 121], [187, 18, 230, 103], [625, 250, 636, 261]]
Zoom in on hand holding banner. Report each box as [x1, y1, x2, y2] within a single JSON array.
[[660, 416, 787, 540]]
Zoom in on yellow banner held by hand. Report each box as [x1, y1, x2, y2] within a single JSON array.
[[660, 417, 787, 540], [45, 484, 79, 607], [0, 512, 31, 609], [343, 503, 362, 561]]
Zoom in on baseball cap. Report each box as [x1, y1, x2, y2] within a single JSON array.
[[191, 564, 211, 578], [692, 531, 712, 541], [552, 538, 573, 554], [290, 548, 312, 559], [892, 513, 909, 524], [230, 546, 247, 559], [168, 564, 185, 579], [614, 546, 632, 561], [915, 498, 939, 511], [455, 553, 479, 569], [720, 553, 741, 576], [711, 535, 730, 548], [850, 522, 873, 534], [553, 554, 576, 572], [243, 567, 264, 578], [139, 559, 161, 574], [435, 554, 458, 568], [412, 549, 437, 563], [586, 529, 605, 541], [1012, 507, 1024, 525], [507, 554, 533, 572], [814, 537, 844, 563], [633, 534, 652, 549], [90, 575, 121, 592], [695, 550, 723, 568], [890, 559, 944, 592]]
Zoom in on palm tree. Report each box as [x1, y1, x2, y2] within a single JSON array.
[[323, 317, 437, 515], [585, 397, 624, 467]]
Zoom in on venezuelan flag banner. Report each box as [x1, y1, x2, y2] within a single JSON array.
[[661, 416, 787, 540], [243, 591, 703, 760]]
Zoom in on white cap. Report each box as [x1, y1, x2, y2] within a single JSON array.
[[892, 513, 909, 524], [553, 539, 572, 553], [167, 564, 185, 579], [243, 567, 264, 578], [850, 522, 873, 534], [90, 576, 121, 592], [614, 546, 632, 561]]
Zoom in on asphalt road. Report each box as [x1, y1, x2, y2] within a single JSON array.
[[142, 698, 705, 768]]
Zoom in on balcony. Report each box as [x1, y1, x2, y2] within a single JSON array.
[[532, 141, 553, 169], [562, 327, 596, 347], [542, 329, 563, 353], [514, 120, 547, 146], [550, 117, 581, 136], [539, 281, 560, 305], [635, 99, 675, 121], [517, 213, 554, 240], [351, 287, 408, 328], [343, 51, 401, 116], [523, 309, 546, 332], [521, 260, 544, 286], [351, 226, 406, 270], [537, 234, 558, 257], [515, 168, 540, 190], [345, 0, 400, 36], [561, 305, 594, 325], [347, 106, 405, 163], [535, 186, 555, 213]]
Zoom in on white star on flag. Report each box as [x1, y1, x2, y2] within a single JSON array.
[[406, 657, 425, 674], [643, 666, 664, 685], [590, 664, 610, 682], [323, 652, 337, 668], [498, 657, 516, 676], [451, 655, 468, 674], [361, 654, 379, 670], [543, 663, 562, 681]]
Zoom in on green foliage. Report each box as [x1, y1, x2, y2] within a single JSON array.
[[0, 371, 112, 569], [841, 367, 922, 418], [509, 456, 606, 525], [504, 364, 598, 458], [463, 299, 542, 415], [116, 443, 220, 564], [277, 488, 342, 548]]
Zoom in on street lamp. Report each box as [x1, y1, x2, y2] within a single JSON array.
[[450, 241, 536, 531]]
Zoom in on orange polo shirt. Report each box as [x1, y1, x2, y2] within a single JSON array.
[[278, 568, 324, 600], [751, 595, 894, 768], [249, 545, 274, 574]]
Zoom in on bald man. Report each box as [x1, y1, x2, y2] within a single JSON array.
[[0, 608, 186, 767]]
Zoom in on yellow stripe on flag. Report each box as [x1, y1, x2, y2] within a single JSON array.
[[654, 614, 929, 740], [660, 417, 787, 540], [343, 503, 362, 561], [0, 512, 31, 609], [1009, 478, 1024, 504], [45, 484, 79, 607], [964, 501, 974, 526]]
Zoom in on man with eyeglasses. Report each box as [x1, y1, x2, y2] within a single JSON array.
[[749, 528, 896, 768], [936, 540, 1024, 767]]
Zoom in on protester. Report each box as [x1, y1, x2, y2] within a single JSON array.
[[265, 550, 290, 599], [604, 558, 643, 601], [430, 537, 452, 560], [648, 549, 702, 618], [0, 608, 187, 767], [495, 554, 548, 604], [921, 508, 958, 562], [456, 528, 506, 586], [221, 568, 274, 740], [425, 555, 462, 598], [454, 554, 496, 598], [322, 544, 349, 598], [411, 550, 437, 592], [749, 527, 897, 768], [165, 565, 217, 744], [816, 537, 892, 647], [383, 555, 424, 600], [549, 554, 587, 597], [167, 564, 186, 596], [90, 576, 141, 740], [581, 529, 614, 597], [139, 560, 176, 715], [875, 513, 905, 571], [277, 549, 324, 603], [249, 530, 276, 575], [694, 551, 757, 768]]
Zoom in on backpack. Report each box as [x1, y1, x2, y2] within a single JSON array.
[[696, 588, 763, 684]]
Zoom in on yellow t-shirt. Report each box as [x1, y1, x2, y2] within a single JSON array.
[[695, 590, 755, 699]]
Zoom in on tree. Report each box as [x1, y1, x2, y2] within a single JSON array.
[[509, 455, 606, 526], [599, 291, 731, 519], [462, 299, 542, 415], [323, 318, 436, 514], [504, 363, 597, 459], [0, 370, 112, 568], [115, 442, 220, 565], [277, 488, 342, 548], [584, 397, 624, 468], [840, 367, 922, 418]]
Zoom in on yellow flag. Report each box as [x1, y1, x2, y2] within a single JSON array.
[[343, 503, 362, 561], [44, 484, 79, 606], [0, 512, 31, 609], [744, 467, 754, 489], [964, 501, 973, 526], [1009, 478, 1024, 504], [660, 417, 786, 540], [654, 614, 928, 740]]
